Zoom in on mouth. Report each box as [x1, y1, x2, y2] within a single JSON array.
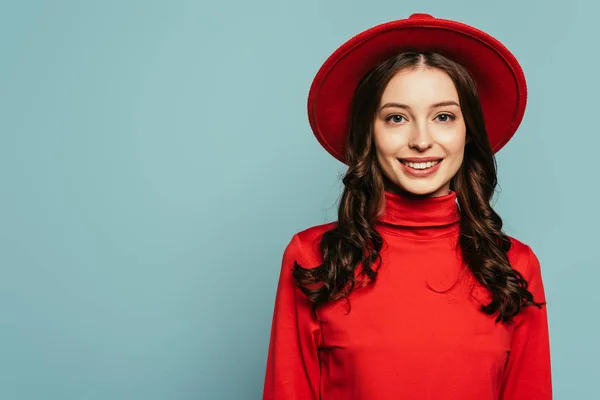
[[399, 159, 443, 170]]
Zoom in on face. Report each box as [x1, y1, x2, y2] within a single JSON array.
[[373, 67, 467, 197]]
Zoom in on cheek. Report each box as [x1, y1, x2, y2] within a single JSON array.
[[448, 148, 465, 175], [373, 132, 401, 178], [374, 126, 406, 157], [441, 132, 466, 172], [439, 129, 466, 156]]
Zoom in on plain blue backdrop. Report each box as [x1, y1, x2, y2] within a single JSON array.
[[1, 0, 598, 399]]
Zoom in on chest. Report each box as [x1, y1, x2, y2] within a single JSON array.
[[316, 244, 514, 368]]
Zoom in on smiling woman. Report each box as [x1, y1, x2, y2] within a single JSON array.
[[263, 13, 551, 400]]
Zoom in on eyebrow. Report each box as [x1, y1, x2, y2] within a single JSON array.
[[379, 100, 460, 111]]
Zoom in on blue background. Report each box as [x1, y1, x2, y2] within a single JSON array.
[[1, 0, 597, 398]]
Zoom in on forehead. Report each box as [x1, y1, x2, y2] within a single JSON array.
[[379, 67, 459, 105]]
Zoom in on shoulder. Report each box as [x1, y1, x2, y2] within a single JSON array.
[[506, 236, 538, 270], [506, 236, 546, 301], [284, 222, 337, 267], [506, 236, 533, 268]]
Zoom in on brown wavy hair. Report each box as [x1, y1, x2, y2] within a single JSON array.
[[293, 52, 544, 323]]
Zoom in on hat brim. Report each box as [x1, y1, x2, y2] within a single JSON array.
[[307, 14, 527, 164]]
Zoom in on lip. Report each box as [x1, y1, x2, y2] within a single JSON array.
[[398, 156, 444, 162], [398, 158, 443, 177]]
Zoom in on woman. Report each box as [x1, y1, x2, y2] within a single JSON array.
[[263, 13, 551, 400]]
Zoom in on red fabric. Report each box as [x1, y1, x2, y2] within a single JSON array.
[[307, 13, 528, 164], [263, 191, 552, 399]]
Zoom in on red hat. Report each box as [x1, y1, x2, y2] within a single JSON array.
[[307, 13, 527, 164]]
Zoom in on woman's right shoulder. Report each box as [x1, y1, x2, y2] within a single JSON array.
[[285, 221, 338, 267]]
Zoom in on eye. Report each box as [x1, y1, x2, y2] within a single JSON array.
[[435, 113, 456, 123], [385, 114, 406, 124]]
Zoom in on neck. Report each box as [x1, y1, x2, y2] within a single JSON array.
[[375, 189, 461, 238]]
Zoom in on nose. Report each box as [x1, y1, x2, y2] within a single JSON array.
[[408, 124, 433, 151]]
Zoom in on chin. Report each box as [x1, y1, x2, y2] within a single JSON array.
[[395, 179, 448, 197]]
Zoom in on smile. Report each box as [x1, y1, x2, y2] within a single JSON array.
[[398, 158, 443, 177], [399, 160, 441, 170]]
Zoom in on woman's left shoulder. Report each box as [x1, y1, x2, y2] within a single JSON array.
[[506, 236, 543, 281]]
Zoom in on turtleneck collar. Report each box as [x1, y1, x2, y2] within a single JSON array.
[[375, 190, 461, 238]]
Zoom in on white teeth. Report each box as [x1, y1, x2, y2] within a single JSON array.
[[400, 160, 441, 169]]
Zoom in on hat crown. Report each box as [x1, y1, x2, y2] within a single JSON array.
[[408, 13, 434, 20]]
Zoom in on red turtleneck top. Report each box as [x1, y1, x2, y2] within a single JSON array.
[[262, 190, 552, 399]]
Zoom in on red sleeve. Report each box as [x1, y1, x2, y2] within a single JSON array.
[[500, 245, 552, 399], [262, 234, 322, 400]]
